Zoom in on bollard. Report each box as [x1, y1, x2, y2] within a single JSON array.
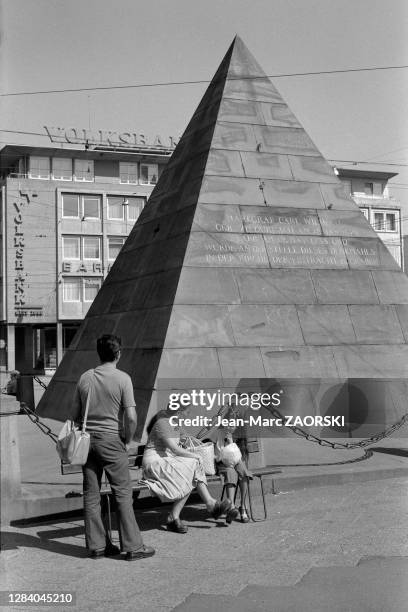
[[16, 375, 35, 410], [0, 415, 22, 525]]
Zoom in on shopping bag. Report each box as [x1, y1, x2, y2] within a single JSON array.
[[56, 370, 94, 465], [56, 421, 90, 465], [183, 436, 216, 475], [218, 442, 242, 468]]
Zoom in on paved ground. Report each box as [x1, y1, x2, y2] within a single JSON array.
[[1, 477, 408, 611]]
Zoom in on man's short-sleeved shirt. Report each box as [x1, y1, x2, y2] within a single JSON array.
[[73, 362, 135, 435]]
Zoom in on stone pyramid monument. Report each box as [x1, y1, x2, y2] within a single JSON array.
[[38, 37, 408, 447]]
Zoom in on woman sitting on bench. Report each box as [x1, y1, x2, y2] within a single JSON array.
[[142, 405, 234, 533]]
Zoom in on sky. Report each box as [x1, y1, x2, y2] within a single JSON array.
[[1, 0, 408, 205]]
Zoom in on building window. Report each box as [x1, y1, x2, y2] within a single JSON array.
[[373, 211, 398, 232], [360, 208, 369, 220], [62, 194, 101, 219], [83, 236, 100, 259], [108, 237, 125, 260], [62, 236, 80, 259], [120, 162, 138, 184], [29, 156, 50, 179], [52, 158, 73, 180], [62, 235, 101, 260], [84, 278, 102, 302], [74, 159, 94, 182], [63, 278, 81, 302], [62, 194, 80, 218], [107, 196, 125, 220], [107, 195, 145, 221], [83, 196, 100, 219], [140, 163, 158, 185], [62, 277, 102, 302], [127, 196, 145, 221]]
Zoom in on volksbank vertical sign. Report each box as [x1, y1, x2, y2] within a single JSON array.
[[44, 126, 178, 150]]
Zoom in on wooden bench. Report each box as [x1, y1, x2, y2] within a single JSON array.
[[61, 446, 281, 537]]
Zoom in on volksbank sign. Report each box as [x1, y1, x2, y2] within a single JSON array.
[[44, 125, 178, 150]]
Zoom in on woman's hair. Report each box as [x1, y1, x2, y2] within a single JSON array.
[[146, 409, 169, 435]]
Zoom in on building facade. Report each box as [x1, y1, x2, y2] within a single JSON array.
[[337, 168, 403, 268], [0, 143, 173, 373]]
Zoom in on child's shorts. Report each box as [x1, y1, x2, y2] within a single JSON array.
[[216, 460, 253, 486]]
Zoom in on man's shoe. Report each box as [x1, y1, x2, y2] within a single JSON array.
[[211, 498, 232, 519], [125, 545, 156, 561], [90, 544, 121, 559], [104, 543, 121, 557], [167, 518, 188, 534], [90, 549, 105, 559], [226, 506, 239, 524]]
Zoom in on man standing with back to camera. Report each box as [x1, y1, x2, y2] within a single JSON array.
[[73, 334, 155, 560]]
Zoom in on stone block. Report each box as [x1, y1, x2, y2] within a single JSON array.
[[253, 125, 319, 155], [343, 237, 400, 270], [139, 306, 172, 348], [319, 183, 358, 210], [228, 304, 304, 346], [264, 234, 348, 268], [198, 175, 264, 205], [261, 346, 339, 378], [185, 231, 269, 267], [115, 311, 150, 349], [192, 203, 243, 233], [175, 267, 241, 304], [259, 103, 302, 128], [117, 348, 161, 389], [288, 155, 338, 183], [205, 148, 245, 177], [212, 122, 257, 151], [297, 305, 356, 345], [53, 349, 98, 382], [333, 345, 408, 378], [263, 179, 325, 208], [240, 151, 293, 180], [143, 269, 181, 308], [318, 210, 377, 238], [311, 270, 379, 304], [156, 348, 222, 379], [395, 305, 408, 342], [348, 305, 405, 344], [165, 305, 235, 348], [241, 206, 322, 235], [234, 268, 316, 304], [223, 76, 284, 103], [218, 98, 265, 124], [372, 271, 408, 304], [217, 347, 266, 377], [76, 314, 119, 350]]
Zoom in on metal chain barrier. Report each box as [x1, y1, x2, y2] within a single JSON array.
[[33, 376, 49, 391], [19, 402, 58, 444], [264, 404, 408, 450]]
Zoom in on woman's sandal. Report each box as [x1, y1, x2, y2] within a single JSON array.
[[167, 517, 188, 534], [239, 507, 250, 523]]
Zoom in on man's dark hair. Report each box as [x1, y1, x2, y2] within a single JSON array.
[[97, 334, 122, 362]]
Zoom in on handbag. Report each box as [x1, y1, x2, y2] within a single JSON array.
[[183, 436, 216, 475], [56, 372, 93, 465]]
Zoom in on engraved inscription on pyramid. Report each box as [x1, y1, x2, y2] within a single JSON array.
[[38, 37, 408, 441]]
